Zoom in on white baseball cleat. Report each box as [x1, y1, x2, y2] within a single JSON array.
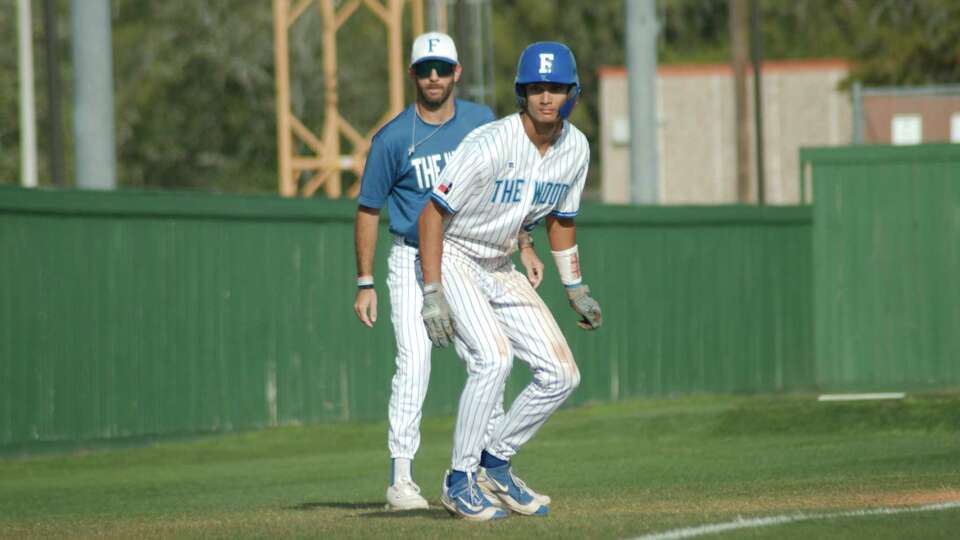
[[477, 464, 549, 516], [385, 477, 429, 510]]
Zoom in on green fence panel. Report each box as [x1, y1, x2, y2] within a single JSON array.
[[555, 205, 814, 402], [803, 144, 960, 391], [0, 187, 814, 448], [0, 188, 380, 446]]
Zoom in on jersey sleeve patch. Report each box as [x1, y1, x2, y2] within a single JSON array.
[[430, 192, 457, 214]]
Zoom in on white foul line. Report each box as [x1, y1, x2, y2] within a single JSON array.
[[817, 392, 906, 402], [628, 501, 960, 540]]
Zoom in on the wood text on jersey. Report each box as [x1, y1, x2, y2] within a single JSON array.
[[490, 179, 570, 205]]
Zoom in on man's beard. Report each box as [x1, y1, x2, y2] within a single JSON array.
[[416, 80, 454, 110]]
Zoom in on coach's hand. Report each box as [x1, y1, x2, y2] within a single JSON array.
[[354, 288, 377, 328], [421, 282, 455, 347], [567, 284, 602, 330]]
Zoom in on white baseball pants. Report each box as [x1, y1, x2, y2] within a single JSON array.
[[441, 245, 581, 472]]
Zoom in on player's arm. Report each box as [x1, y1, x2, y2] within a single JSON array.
[[546, 216, 602, 330], [353, 205, 380, 327], [418, 138, 488, 346], [419, 138, 479, 283], [418, 200, 454, 347], [545, 216, 576, 252], [418, 200, 445, 285], [517, 229, 544, 289]]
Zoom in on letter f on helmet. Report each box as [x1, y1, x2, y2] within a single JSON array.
[[515, 42, 580, 119], [539, 53, 554, 74]]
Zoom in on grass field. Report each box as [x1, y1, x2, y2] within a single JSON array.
[[2, 393, 959, 539]]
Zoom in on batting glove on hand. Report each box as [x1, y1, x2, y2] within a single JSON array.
[[567, 284, 602, 330], [421, 282, 455, 347]]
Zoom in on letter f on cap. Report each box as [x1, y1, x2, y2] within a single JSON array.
[[410, 32, 459, 66]]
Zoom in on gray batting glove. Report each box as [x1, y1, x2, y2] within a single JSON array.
[[567, 284, 602, 330], [421, 282, 455, 347]]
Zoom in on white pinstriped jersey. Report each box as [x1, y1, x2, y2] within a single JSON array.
[[430, 113, 590, 259]]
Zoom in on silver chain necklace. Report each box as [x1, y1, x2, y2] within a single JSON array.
[[408, 105, 452, 157]]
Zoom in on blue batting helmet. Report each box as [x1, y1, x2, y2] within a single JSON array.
[[514, 42, 581, 119]]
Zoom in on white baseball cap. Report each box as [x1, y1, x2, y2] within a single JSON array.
[[410, 32, 458, 66]]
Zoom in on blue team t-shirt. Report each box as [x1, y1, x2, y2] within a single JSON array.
[[357, 99, 495, 246]]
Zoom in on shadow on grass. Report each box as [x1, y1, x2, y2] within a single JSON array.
[[361, 508, 452, 520], [288, 502, 451, 519], [288, 502, 383, 511]]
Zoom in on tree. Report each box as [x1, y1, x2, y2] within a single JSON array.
[[2, 0, 957, 193]]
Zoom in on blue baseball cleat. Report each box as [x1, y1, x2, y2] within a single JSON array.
[[440, 470, 509, 521], [477, 464, 550, 516]]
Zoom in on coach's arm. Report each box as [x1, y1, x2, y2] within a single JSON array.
[[353, 205, 381, 328]]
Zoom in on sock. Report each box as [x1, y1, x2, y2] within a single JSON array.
[[447, 469, 467, 487], [392, 458, 412, 485], [480, 449, 508, 469]]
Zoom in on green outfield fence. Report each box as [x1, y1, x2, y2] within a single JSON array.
[[802, 143, 960, 392], [0, 186, 813, 448]]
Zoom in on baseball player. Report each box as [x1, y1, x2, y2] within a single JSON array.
[[417, 42, 602, 521], [353, 32, 545, 511]]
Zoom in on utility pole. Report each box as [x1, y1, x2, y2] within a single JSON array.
[[71, 0, 117, 189], [452, 0, 493, 107], [626, 0, 659, 204], [428, 0, 448, 32], [17, 0, 38, 188], [43, 0, 64, 186], [749, 0, 765, 205], [729, 0, 750, 203]]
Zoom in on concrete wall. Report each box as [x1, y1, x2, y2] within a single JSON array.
[[600, 59, 852, 205]]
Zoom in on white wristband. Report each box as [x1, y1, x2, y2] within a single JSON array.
[[357, 276, 374, 289], [551, 245, 582, 287]]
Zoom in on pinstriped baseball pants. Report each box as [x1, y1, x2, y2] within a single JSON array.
[[386, 238, 432, 460], [387, 237, 508, 461], [441, 245, 581, 473]]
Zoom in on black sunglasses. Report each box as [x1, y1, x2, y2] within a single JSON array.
[[414, 60, 455, 78]]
